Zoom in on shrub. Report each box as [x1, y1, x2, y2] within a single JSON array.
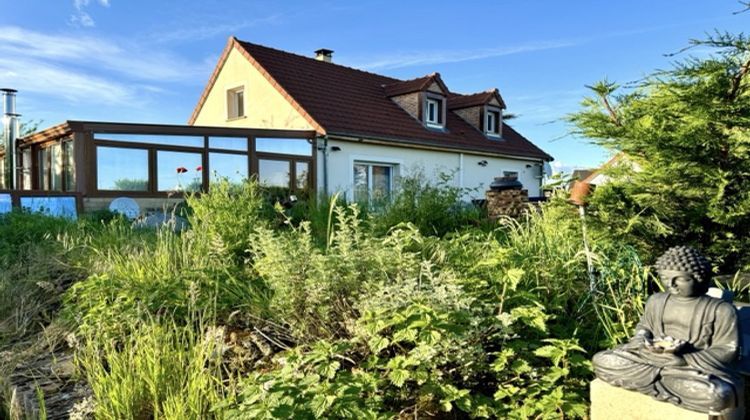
[[371, 170, 485, 237]]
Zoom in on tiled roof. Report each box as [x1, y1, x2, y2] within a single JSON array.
[[383, 73, 448, 97], [194, 38, 553, 161], [448, 89, 506, 110]]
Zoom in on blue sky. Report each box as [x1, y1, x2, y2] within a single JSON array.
[[1, 1, 748, 173]]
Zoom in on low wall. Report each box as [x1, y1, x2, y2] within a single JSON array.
[[83, 197, 185, 214]]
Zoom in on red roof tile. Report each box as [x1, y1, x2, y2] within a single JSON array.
[[448, 89, 506, 110], [383, 73, 449, 97], [196, 39, 552, 161]]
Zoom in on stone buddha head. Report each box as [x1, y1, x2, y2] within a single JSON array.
[[654, 246, 712, 298]]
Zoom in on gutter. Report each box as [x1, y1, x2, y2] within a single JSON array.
[[316, 135, 329, 196], [327, 131, 551, 162]]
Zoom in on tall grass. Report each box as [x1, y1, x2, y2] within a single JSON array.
[[76, 318, 225, 419]]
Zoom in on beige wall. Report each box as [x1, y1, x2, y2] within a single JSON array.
[[192, 48, 314, 130]]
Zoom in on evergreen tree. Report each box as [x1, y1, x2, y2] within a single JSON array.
[[568, 32, 750, 273]]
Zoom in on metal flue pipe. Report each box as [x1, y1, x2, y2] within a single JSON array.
[[1, 88, 18, 190]]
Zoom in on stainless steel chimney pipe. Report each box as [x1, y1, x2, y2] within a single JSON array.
[[1, 88, 18, 190]]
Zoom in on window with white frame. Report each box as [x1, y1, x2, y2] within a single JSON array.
[[353, 162, 394, 203], [425, 97, 444, 127], [485, 109, 501, 137], [226, 86, 245, 119]]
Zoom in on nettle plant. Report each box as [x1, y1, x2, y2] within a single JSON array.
[[227, 203, 591, 418]]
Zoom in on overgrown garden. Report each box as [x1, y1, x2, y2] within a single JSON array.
[[0, 32, 748, 419]]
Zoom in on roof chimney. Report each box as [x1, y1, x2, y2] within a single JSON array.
[[315, 48, 334, 63]]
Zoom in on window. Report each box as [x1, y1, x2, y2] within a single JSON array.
[[258, 159, 290, 189], [255, 138, 312, 156], [93, 133, 204, 148], [227, 86, 245, 119], [209, 152, 248, 185], [209, 136, 247, 151], [157, 151, 203, 192], [96, 146, 149, 191], [36, 143, 66, 191], [425, 97, 444, 127], [63, 141, 75, 191], [485, 109, 501, 137], [353, 162, 393, 203], [295, 161, 309, 191], [21, 148, 32, 190]]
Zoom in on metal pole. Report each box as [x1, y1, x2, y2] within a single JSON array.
[[1, 88, 17, 190]]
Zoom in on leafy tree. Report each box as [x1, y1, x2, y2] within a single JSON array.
[[568, 31, 750, 273]]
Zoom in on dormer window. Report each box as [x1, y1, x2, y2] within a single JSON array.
[[425, 96, 445, 128], [485, 108, 501, 138], [227, 86, 245, 120]]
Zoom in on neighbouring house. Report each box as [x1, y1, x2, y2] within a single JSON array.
[[189, 37, 553, 202], [1, 37, 553, 216]]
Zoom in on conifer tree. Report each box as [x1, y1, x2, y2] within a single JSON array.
[[569, 32, 750, 273]]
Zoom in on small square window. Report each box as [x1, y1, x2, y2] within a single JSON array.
[[227, 86, 245, 119], [425, 97, 444, 127], [486, 109, 501, 137]]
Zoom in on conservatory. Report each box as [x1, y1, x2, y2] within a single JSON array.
[[1, 120, 316, 216]]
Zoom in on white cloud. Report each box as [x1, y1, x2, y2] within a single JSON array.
[[0, 26, 211, 107], [151, 14, 285, 43], [0, 26, 209, 82], [346, 40, 579, 71], [70, 11, 95, 27], [70, 0, 110, 28], [0, 57, 135, 105]]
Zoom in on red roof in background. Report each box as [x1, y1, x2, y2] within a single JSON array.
[[193, 38, 553, 161]]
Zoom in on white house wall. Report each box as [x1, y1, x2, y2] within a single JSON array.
[[318, 138, 543, 201]]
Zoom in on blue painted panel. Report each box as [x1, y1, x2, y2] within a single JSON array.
[[19, 196, 78, 219], [0, 193, 10, 214]]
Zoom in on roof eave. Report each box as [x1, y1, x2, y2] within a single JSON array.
[[327, 130, 552, 161]]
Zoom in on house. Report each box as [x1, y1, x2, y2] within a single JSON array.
[[2, 37, 552, 216], [188, 37, 552, 201]]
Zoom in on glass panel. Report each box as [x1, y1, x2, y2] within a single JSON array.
[[295, 161, 309, 191], [97, 146, 149, 191], [209, 136, 247, 151], [353, 164, 369, 202], [21, 149, 32, 190], [0, 193, 10, 214], [258, 159, 290, 188], [93, 133, 204, 148], [255, 138, 311, 156], [50, 143, 63, 191], [19, 196, 77, 219], [38, 148, 49, 190], [157, 151, 203, 192], [372, 166, 392, 201], [63, 141, 75, 191], [209, 153, 248, 185]]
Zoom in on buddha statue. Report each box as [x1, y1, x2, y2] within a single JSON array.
[[592, 246, 743, 416]]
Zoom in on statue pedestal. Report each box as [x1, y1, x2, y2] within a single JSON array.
[[590, 379, 708, 420]]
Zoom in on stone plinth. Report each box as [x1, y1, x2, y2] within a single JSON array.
[[485, 188, 528, 219], [590, 379, 709, 420]]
